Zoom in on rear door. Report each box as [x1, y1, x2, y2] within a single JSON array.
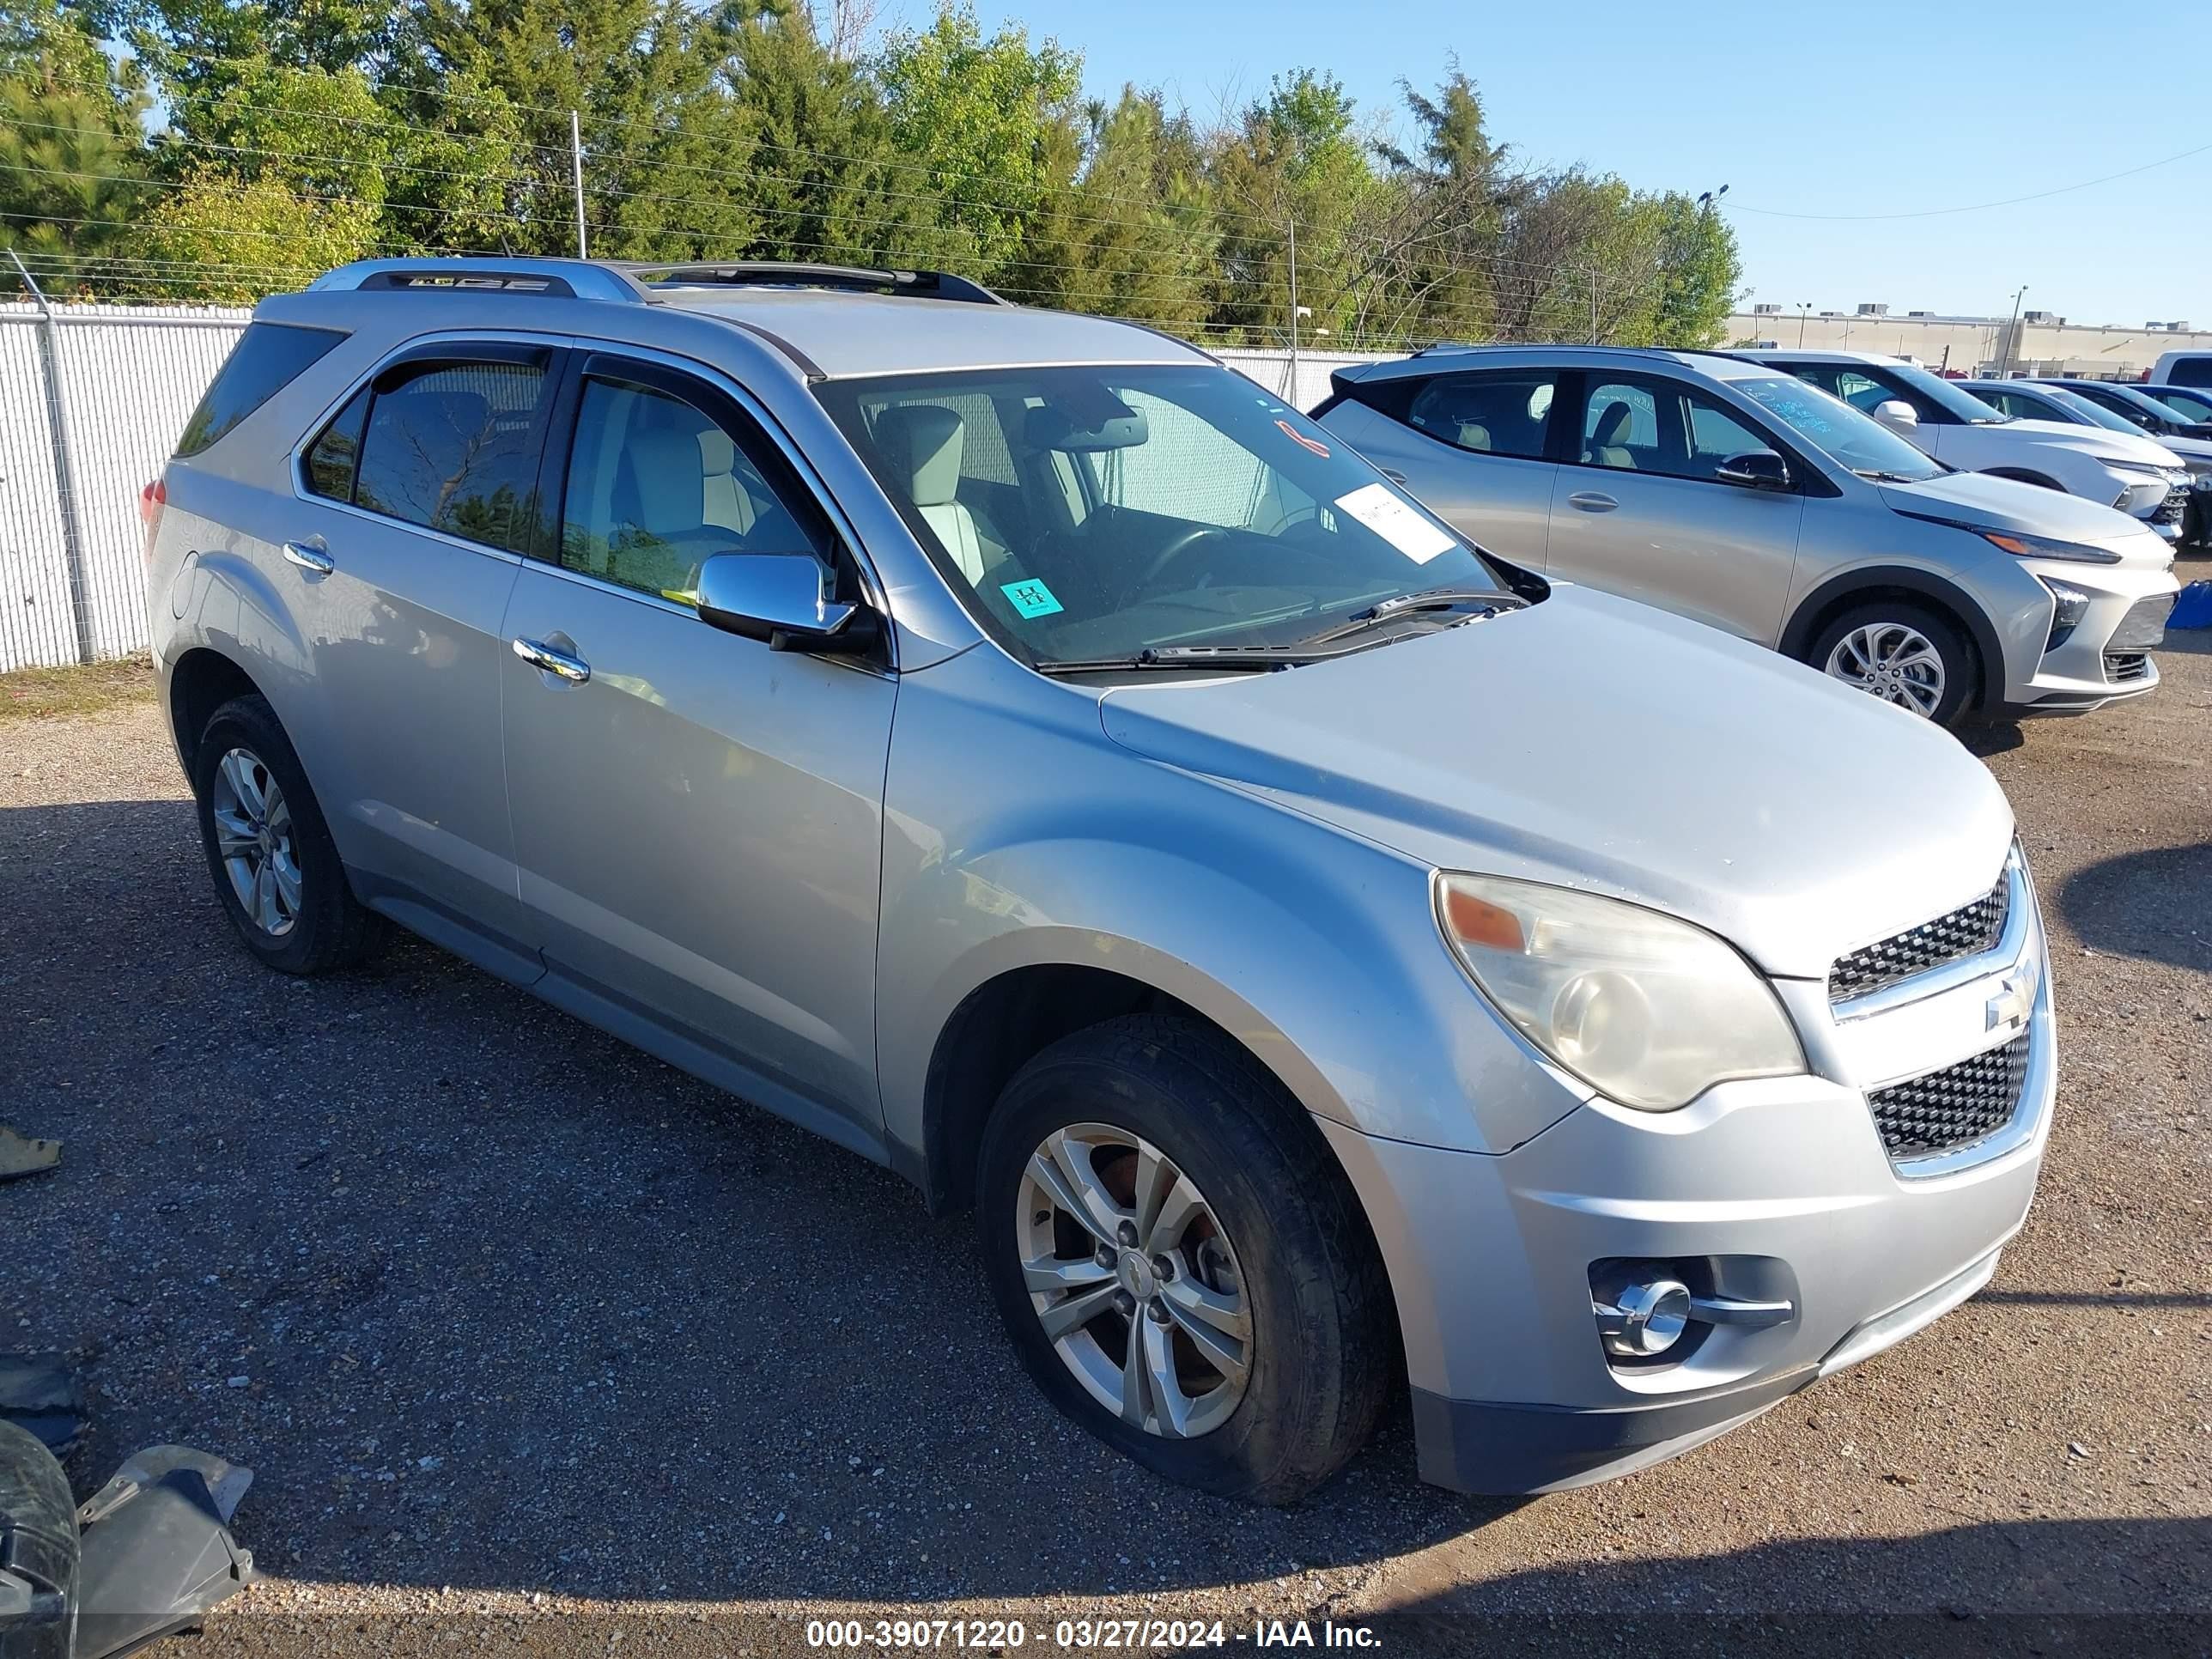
[[1544, 372, 1808, 643], [285, 338, 562, 975], [1322, 368, 1564, 567], [498, 349, 896, 1152]]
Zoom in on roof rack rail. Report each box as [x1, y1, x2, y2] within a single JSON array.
[[1411, 341, 1488, 357], [309, 258, 652, 303], [617, 260, 1006, 306]]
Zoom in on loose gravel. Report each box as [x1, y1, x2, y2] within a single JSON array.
[[2, 563, 2206, 1657]]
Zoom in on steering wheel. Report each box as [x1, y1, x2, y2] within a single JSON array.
[[1131, 523, 1234, 597]]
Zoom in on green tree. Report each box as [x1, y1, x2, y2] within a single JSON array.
[[728, 3, 931, 267], [0, 0, 151, 292], [874, 3, 1080, 279], [402, 0, 761, 259], [124, 167, 377, 300]]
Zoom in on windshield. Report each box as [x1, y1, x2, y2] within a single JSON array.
[[2143, 386, 2212, 422], [2042, 387, 2142, 434], [817, 364, 1516, 666], [1732, 375, 1943, 482]]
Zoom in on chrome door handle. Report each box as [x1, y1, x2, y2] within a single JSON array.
[[511, 636, 591, 684], [1566, 491, 1620, 513], [281, 540, 334, 574], [1378, 466, 1408, 483]]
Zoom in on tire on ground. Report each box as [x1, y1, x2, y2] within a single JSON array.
[[1806, 599, 1979, 727], [191, 692, 381, 975], [975, 1012, 1395, 1504]]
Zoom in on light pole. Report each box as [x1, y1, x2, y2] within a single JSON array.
[[1796, 301, 1812, 347], [2002, 284, 2028, 375]]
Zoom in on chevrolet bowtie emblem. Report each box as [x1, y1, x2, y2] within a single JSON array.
[[1985, 970, 2033, 1036]]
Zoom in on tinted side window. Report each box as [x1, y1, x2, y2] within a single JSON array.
[[2171, 358, 2212, 388], [1407, 372, 1558, 459], [1583, 378, 1780, 483], [560, 376, 826, 603], [176, 322, 345, 457], [354, 360, 548, 550], [305, 387, 370, 501]]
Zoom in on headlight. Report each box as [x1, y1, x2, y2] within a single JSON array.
[[1434, 873, 1805, 1111], [1978, 528, 2124, 565], [2039, 575, 2090, 651], [2162, 469, 2190, 489]]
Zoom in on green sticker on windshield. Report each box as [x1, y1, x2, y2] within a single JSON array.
[[1000, 578, 1065, 618]]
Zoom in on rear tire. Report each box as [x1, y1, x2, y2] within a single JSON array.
[[975, 1014, 1394, 1504], [191, 694, 380, 975], [1807, 599, 1978, 726]]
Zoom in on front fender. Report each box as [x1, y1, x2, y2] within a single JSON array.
[[873, 650, 1589, 1164]]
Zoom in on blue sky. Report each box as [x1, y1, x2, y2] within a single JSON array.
[[959, 0, 2206, 326]]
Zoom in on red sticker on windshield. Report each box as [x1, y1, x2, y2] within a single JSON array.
[[1276, 419, 1330, 458]]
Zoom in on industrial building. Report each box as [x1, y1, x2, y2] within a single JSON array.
[[1724, 301, 2212, 380]]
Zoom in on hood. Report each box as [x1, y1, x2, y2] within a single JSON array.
[[1097, 586, 2014, 982], [1875, 468, 2175, 556], [2000, 417, 2184, 468]]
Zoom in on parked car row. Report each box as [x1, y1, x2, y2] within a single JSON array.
[[1313, 344, 2182, 726], [149, 257, 2068, 1509], [1962, 377, 2212, 549]]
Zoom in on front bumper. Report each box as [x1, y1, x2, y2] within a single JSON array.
[[1327, 872, 2055, 1495], [1999, 556, 2179, 715]]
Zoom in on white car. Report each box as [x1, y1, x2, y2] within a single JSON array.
[[1741, 350, 2189, 543], [2147, 349, 2212, 390]]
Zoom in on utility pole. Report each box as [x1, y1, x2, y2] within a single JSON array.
[[2002, 283, 2027, 376], [1285, 211, 1299, 400], [1589, 266, 1599, 345], [570, 111, 588, 259]]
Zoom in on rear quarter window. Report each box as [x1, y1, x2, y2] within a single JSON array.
[[175, 322, 347, 458]]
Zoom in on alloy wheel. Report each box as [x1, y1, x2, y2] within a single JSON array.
[[1015, 1123, 1252, 1439], [1824, 622, 1946, 718], [209, 746, 301, 937]]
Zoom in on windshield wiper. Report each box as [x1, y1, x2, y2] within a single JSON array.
[[1301, 586, 1522, 644], [1034, 645, 1323, 675]]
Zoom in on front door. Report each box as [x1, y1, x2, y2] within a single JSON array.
[[1545, 373, 1808, 644], [499, 351, 896, 1152]]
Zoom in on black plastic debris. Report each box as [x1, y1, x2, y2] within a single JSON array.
[[0, 1130, 59, 1184], [72, 1448, 254, 1659], [0, 1420, 77, 1659], [0, 1364, 83, 1466]]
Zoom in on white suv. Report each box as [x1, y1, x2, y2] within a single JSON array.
[[1742, 350, 2189, 542]]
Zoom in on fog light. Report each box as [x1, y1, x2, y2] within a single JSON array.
[[1595, 1276, 1693, 1358]]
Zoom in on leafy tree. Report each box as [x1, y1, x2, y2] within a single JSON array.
[[0, 0, 151, 292], [875, 3, 1080, 278], [124, 167, 377, 300]]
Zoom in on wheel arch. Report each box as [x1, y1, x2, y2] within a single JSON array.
[[166, 647, 267, 776], [1780, 564, 2007, 712]]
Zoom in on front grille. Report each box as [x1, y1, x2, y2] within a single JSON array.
[[2108, 591, 2175, 652], [1827, 869, 2011, 1004], [2154, 489, 2187, 526], [1867, 1033, 2032, 1160], [2105, 652, 2152, 684]]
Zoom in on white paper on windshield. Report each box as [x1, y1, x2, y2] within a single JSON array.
[[1334, 482, 1456, 564]]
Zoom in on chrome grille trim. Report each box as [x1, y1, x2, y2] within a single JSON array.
[[1828, 854, 2019, 1012], [1868, 1030, 2032, 1161]]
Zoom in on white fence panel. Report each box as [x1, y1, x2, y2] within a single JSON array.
[[0, 302, 251, 672], [1213, 348, 1401, 412]]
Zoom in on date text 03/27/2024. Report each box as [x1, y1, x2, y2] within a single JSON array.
[[802, 1617, 1383, 1649]]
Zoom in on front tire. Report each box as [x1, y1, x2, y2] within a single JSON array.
[[191, 694, 380, 975], [975, 1015, 1394, 1504], [1808, 600, 1978, 726]]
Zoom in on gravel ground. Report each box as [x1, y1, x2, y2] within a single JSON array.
[[2, 567, 2208, 1658]]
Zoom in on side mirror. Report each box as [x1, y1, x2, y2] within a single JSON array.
[[1714, 449, 1793, 490], [1870, 398, 1921, 435], [696, 552, 872, 653]]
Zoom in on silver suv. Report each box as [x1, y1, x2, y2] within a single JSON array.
[[149, 259, 2057, 1503], [1315, 345, 2179, 723]]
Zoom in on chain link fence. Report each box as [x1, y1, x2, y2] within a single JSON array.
[[0, 298, 1391, 673]]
